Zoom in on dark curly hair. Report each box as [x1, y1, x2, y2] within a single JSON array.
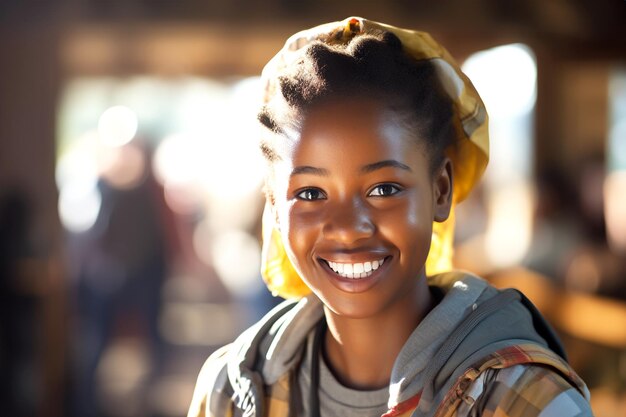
[[258, 31, 456, 174]]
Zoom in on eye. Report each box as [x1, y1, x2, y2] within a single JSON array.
[[367, 183, 402, 197], [296, 188, 327, 201]]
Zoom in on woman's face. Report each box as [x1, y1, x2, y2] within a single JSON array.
[[269, 98, 452, 318]]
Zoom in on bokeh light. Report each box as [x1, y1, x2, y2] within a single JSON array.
[[484, 181, 534, 268], [56, 130, 99, 190], [605, 70, 626, 254], [604, 171, 626, 252], [98, 143, 147, 189], [162, 182, 205, 216], [152, 132, 202, 186], [98, 105, 139, 147], [95, 339, 150, 417], [205, 230, 262, 297], [195, 77, 265, 202], [56, 130, 102, 232], [462, 44, 537, 119], [58, 177, 102, 233]]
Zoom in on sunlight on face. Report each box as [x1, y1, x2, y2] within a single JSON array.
[[269, 98, 451, 318]]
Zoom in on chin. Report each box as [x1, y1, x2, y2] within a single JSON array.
[[313, 289, 391, 319]]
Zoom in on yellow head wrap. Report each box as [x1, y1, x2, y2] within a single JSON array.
[[260, 17, 489, 298]]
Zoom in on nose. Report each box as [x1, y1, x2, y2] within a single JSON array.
[[322, 197, 375, 245]]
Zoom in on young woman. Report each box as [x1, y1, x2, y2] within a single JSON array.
[[188, 17, 592, 417]]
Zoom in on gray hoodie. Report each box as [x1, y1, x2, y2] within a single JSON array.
[[193, 271, 589, 417]]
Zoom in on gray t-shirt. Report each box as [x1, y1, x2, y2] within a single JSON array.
[[297, 330, 389, 417]]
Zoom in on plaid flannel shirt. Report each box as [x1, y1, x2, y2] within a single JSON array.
[[188, 343, 592, 417]]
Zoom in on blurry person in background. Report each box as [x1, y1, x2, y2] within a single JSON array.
[[525, 167, 583, 281], [67, 140, 171, 417], [562, 152, 626, 299]]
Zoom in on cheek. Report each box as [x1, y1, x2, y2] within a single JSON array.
[[377, 198, 433, 261], [267, 179, 301, 263], [278, 204, 321, 271]]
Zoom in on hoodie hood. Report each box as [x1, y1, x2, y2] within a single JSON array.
[[387, 272, 492, 407], [224, 271, 579, 416], [223, 294, 323, 415]]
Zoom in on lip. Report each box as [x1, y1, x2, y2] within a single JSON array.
[[317, 254, 392, 293]]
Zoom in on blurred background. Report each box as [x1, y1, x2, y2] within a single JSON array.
[[0, 1, 625, 416]]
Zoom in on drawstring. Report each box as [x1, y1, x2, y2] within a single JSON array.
[[310, 319, 326, 417]]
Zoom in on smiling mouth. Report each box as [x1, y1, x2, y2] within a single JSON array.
[[322, 257, 387, 279]]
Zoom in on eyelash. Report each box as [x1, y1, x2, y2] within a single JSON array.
[[295, 188, 327, 201], [295, 183, 402, 201], [367, 183, 402, 197]]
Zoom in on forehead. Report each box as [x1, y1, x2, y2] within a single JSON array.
[[283, 98, 425, 165]]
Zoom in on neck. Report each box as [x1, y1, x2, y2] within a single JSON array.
[[322, 279, 434, 390]]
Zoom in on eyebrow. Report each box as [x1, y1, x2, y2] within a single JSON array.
[[290, 160, 412, 177], [361, 160, 413, 174], [291, 166, 330, 177]]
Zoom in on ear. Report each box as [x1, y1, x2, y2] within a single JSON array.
[[433, 157, 453, 222]]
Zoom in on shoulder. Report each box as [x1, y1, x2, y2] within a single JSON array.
[[187, 345, 233, 417], [468, 364, 593, 417], [186, 296, 321, 417]]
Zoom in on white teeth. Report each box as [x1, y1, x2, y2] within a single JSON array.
[[325, 257, 387, 279]]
